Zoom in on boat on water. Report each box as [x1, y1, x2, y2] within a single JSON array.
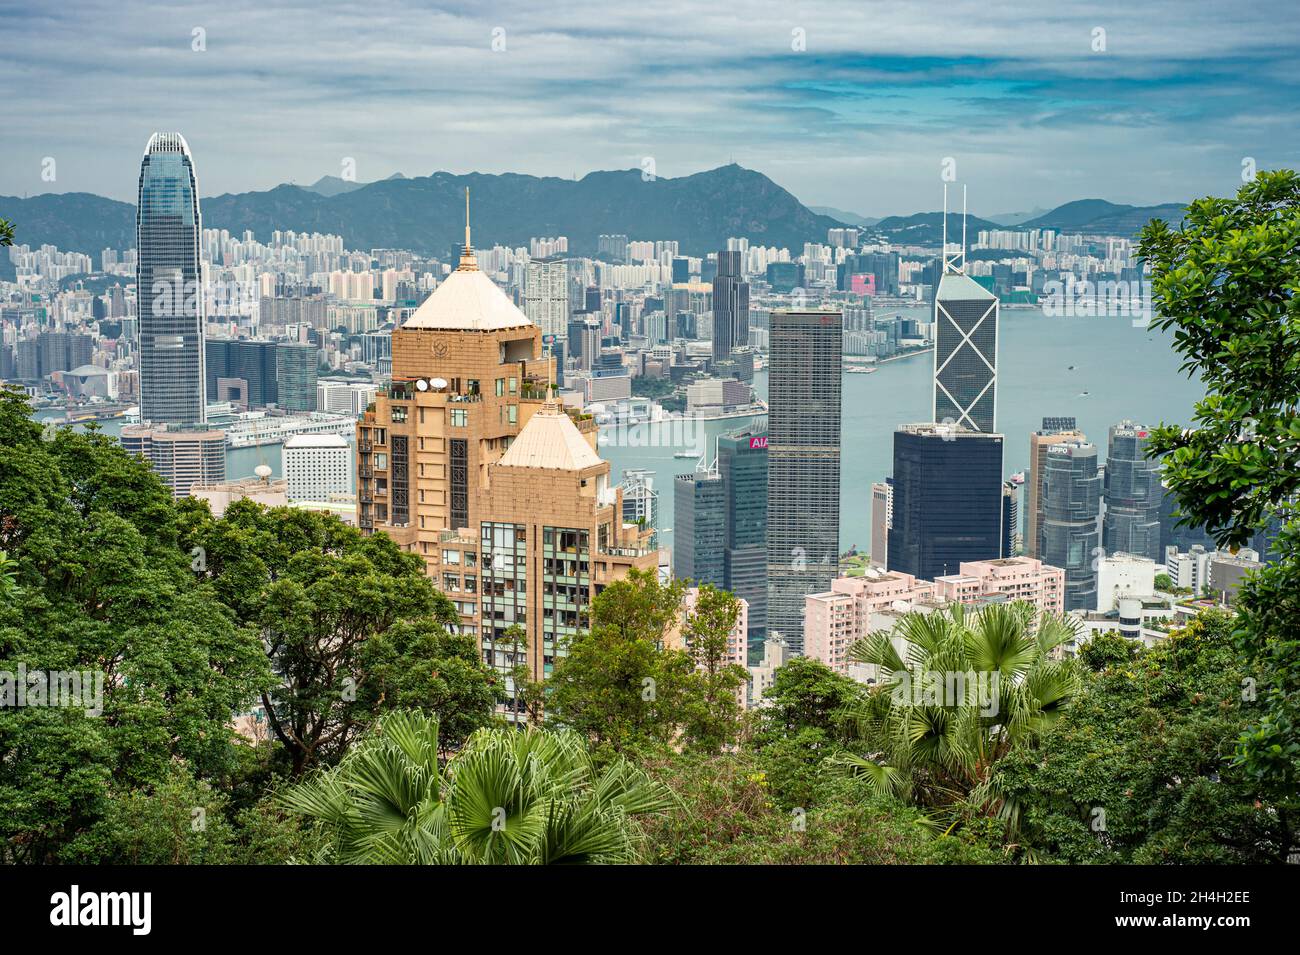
[[673, 451, 697, 459], [845, 365, 878, 374]]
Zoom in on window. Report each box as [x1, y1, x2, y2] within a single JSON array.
[[451, 409, 468, 427], [508, 377, 517, 394], [495, 378, 505, 396], [508, 405, 518, 425], [390, 405, 407, 423]]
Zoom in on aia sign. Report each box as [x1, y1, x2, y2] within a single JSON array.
[[749, 436, 769, 450]]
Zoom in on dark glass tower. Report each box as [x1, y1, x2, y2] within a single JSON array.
[[673, 469, 726, 588], [275, 343, 318, 412], [766, 309, 842, 653], [711, 250, 750, 362], [887, 423, 1004, 580], [718, 426, 768, 641], [1103, 421, 1162, 560], [933, 273, 998, 433], [137, 132, 205, 425], [1040, 441, 1102, 610]]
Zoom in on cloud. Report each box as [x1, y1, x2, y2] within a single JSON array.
[[0, 0, 1296, 216]]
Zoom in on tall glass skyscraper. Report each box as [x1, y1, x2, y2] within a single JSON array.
[[1103, 420, 1162, 561], [766, 309, 841, 654], [673, 469, 726, 588], [275, 343, 318, 412], [711, 249, 749, 362], [933, 272, 998, 433], [718, 426, 768, 642], [887, 423, 1004, 581], [137, 132, 205, 426], [1040, 440, 1102, 610]]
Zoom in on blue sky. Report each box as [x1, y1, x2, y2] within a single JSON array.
[[1, 0, 1297, 216]]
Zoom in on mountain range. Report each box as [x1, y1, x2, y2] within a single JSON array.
[[0, 164, 1186, 262]]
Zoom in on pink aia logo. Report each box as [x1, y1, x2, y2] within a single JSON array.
[[749, 436, 768, 449]]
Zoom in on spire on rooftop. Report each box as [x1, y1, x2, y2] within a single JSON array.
[[457, 186, 478, 272]]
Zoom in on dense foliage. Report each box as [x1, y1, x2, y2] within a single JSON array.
[[1138, 169, 1300, 853]]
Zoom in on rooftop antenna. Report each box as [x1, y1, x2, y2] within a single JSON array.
[[942, 183, 954, 274], [960, 184, 968, 274], [457, 187, 478, 272]]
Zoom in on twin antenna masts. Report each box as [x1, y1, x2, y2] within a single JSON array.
[[942, 183, 969, 276]]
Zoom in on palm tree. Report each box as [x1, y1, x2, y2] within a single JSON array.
[[281, 710, 675, 864], [838, 602, 1080, 814], [0, 218, 14, 248]]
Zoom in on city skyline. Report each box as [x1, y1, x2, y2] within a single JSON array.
[[2, 1, 1298, 214]]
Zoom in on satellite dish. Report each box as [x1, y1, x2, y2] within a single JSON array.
[[431, 377, 448, 390], [415, 378, 430, 391], [254, 464, 273, 482]]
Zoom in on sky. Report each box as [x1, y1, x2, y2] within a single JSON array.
[[1, 0, 1298, 217]]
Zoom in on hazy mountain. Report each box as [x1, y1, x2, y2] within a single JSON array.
[[297, 172, 407, 197], [872, 211, 1003, 245], [0, 164, 843, 259], [0, 174, 1189, 265], [0, 192, 135, 258], [1020, 199, 1185, 234], [809, 205, 879, 227], [984, 207, 1052, 226]]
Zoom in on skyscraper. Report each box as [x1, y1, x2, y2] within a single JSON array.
[[766, 309, 842, 653], [137, 133, 206, 426], [933, 272, 998, 433], [712, 249, 750, 362], [887, 423, 1004, 581], [1103, 420, 1162, 561], [718, 426, 768, 641], [356, 202, 655, 715], [870, 480, 892, 569], [1027, 417, 1086, 559], [275, 343, 317, 411], [1040, 440, 1102, 610], [674, 468, 726, 588], [525, 256, 569, 340]]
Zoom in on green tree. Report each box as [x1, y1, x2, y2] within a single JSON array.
[[844, 602, 1081, 813], [0, 218, 14, 248], [358, 619, 498, 759], [1138, 169, 1300, 817], [180, 500, 478, 774], [0, 388, 270, 863], [991, 611, 1296, 863], [680, 584, 748, 750], [281, 710, 674, 864]]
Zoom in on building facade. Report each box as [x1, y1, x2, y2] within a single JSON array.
[[356, 225, 655, 716], [887, 423, 1005, 582], [766, 309, 842, 653], [717, 426, 768, 642], [933, 273, 998, 433], [1040, 440, 1102, 611], [1026, 418, 1085, 560], [1103, 421, 1162, 561], [120, 424, 226, 498], [136, 132, 206, 426], [673, 468, 726, 588], [282, 433, 351, 502]]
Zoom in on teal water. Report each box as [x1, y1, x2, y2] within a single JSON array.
[[602, 307, 1205, 553]]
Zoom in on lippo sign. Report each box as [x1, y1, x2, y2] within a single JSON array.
[[749, 436, 768, 450]]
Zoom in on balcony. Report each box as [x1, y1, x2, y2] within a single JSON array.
[[359, 440, 373, 453]]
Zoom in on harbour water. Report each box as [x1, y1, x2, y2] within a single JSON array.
[[33, 307, 1204, 553], [601, 307, 1205, 553]]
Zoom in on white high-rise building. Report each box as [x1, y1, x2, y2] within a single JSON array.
[[282, 434, 351, 502], [525, 256, 569, 339]]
